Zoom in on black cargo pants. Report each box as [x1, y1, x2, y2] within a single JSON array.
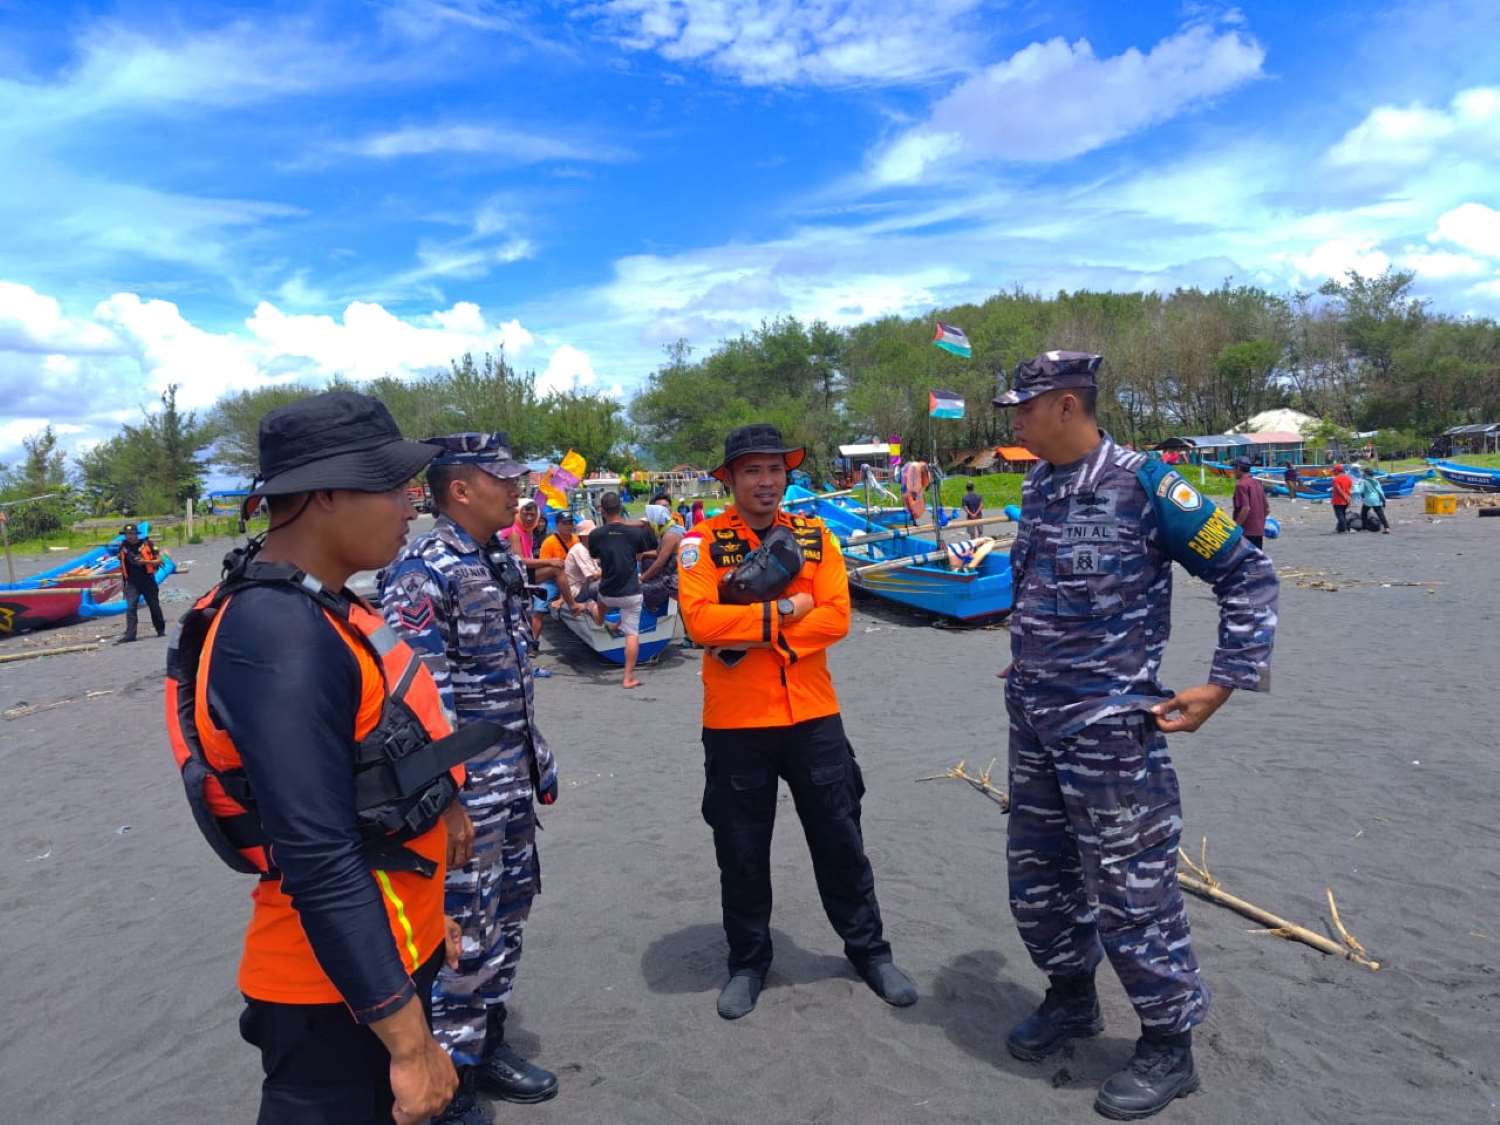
[[701, 713, 892, 978], [122, 576, 165, 639]]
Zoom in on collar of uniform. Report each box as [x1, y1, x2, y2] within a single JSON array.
[[723, 504, 794, 543], [430, 513, 486, 556], [1038, 430, 1118, 502]]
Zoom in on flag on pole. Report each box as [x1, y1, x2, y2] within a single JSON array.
[[931, 321, 972, 358], [929, 390, 965, 419]]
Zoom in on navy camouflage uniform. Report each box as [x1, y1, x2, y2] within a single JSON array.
[[1005, 432, 1278, 1036], [380, 514, 557, 1066]]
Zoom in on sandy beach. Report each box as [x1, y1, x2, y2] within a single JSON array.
[[2, 494, 1498, 1124]]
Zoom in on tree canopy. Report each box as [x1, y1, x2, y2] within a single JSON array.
[[11, 270, 1500, 533]]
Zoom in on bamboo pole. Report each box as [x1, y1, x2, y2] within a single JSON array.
[[846, 513, 1016, 546], [0, 642, 102, 664]]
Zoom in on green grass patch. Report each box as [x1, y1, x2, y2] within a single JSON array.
[[1, 514, 267, 560]]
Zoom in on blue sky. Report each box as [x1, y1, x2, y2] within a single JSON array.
[[2, 0, 1499, 472]]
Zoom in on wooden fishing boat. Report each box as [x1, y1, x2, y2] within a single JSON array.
[[811, 498, 1015, 622], [0, 586, 86, 634], [1428, 459, 1500, 492], [550, 599, 678, 665]]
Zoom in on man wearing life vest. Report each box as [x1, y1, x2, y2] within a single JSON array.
[[677, 423, 917, 1021], [116, 521, 165, 642], [380, 433, 560, 1119], [165, 392, 482, 1125]]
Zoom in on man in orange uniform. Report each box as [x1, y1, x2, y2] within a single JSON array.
[[174, 392, 476, 1125], [678, 423, 917, 1020]]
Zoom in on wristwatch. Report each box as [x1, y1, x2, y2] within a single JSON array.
[[776, 597, 795, 617]]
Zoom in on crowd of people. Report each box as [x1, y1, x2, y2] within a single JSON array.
[[161, 346, 1285, 1125]]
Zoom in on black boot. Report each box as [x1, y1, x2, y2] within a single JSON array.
[[716, 972, 764, 1020], [431, 1069, 493, 1125], [1006, 974, 1104, 1062], [1094, 1031, 1199, 1120], [472, 1006, 558, 1105], [859, 960, 917, 1007]]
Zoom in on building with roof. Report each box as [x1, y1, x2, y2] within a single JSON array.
[[1440, 422, 1500, 455]]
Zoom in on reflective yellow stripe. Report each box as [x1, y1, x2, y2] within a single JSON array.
[[374, 869, 421, 972]]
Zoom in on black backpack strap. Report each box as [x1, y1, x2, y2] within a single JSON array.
[[354, 719, 503, 809]]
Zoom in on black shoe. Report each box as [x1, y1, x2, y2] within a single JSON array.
[[1094, 1033, 1200, 1120], [717, 972, 763, 1020], [472, 1044, 559, 1104], [1006, 975, 1104, 1062], [432, 1072, 493, 1124], [114, 636, 137, 645], [860, 960, 917, 1007]]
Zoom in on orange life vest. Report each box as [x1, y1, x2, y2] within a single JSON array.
[[119, 539, 161, 575], [165, 560, 497, 1002]]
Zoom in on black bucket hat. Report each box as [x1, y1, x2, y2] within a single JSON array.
[[247, 391, 440, 503], [711, 423, 806, 482]]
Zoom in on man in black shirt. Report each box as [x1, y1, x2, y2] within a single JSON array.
[[587, 491, 655, 688]]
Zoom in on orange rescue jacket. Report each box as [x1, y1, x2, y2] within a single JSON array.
[[677, 506, 850, 730], [168, 580, 461, 1005]]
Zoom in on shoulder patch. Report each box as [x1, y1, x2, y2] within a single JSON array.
[[679, 538, 700, 570], [1167, 478, 1203, 512]]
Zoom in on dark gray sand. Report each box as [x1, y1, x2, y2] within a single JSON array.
[[2, 496, 1498, 1124]]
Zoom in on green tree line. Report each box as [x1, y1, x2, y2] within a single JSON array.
[[631, 270, 1500, 472], [6, 270, 1498, 533], [1, 352, 631, 531]]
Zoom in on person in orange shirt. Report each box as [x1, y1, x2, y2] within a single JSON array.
[[167, 392, 481, 1125], [678, 423, 917, 1020]]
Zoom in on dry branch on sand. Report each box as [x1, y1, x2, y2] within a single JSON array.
[[919, 763, 1380, 971]]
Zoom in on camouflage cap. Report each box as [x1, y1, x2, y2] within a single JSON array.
[[425, 432, 528, 478], [993, 350, 1102, 407]]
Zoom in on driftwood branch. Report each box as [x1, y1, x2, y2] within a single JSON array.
[[920, 763, 1379, 971], [1176, 839, 1379, 971], [916, 757, 1010, 811], [0, 642, 102, 664]]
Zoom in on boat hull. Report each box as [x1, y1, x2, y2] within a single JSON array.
[[847, 556, 1013, 620], [1429, 460, 1500, 492], [551, 600, 678, 665], [0, 587, 86, 634]]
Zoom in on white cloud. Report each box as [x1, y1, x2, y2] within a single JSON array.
[[339, 123, 628, 164], [1325, 86, 1500, 169], [1400, 248, 1489, 279], [0, 281, 121, 354], [1427, 202, 1500, 259], [539, 344, 599, 394], [1288, 239, 1392, 284], [0, 21, 366, 138], [870, 22, 1264, 182], [0, 283, 548, 464], [579, 0, 988, 86]]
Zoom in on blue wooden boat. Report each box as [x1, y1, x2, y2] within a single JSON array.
[[805, 495, 1017, 622], [550, 598, 677, 665], [1428, 459, 1500, 492]]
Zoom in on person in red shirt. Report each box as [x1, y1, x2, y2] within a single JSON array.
[[678, 424, 916, 1021], [1329, 464, 1354, 533], [1231, 460, 1270, 549]]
